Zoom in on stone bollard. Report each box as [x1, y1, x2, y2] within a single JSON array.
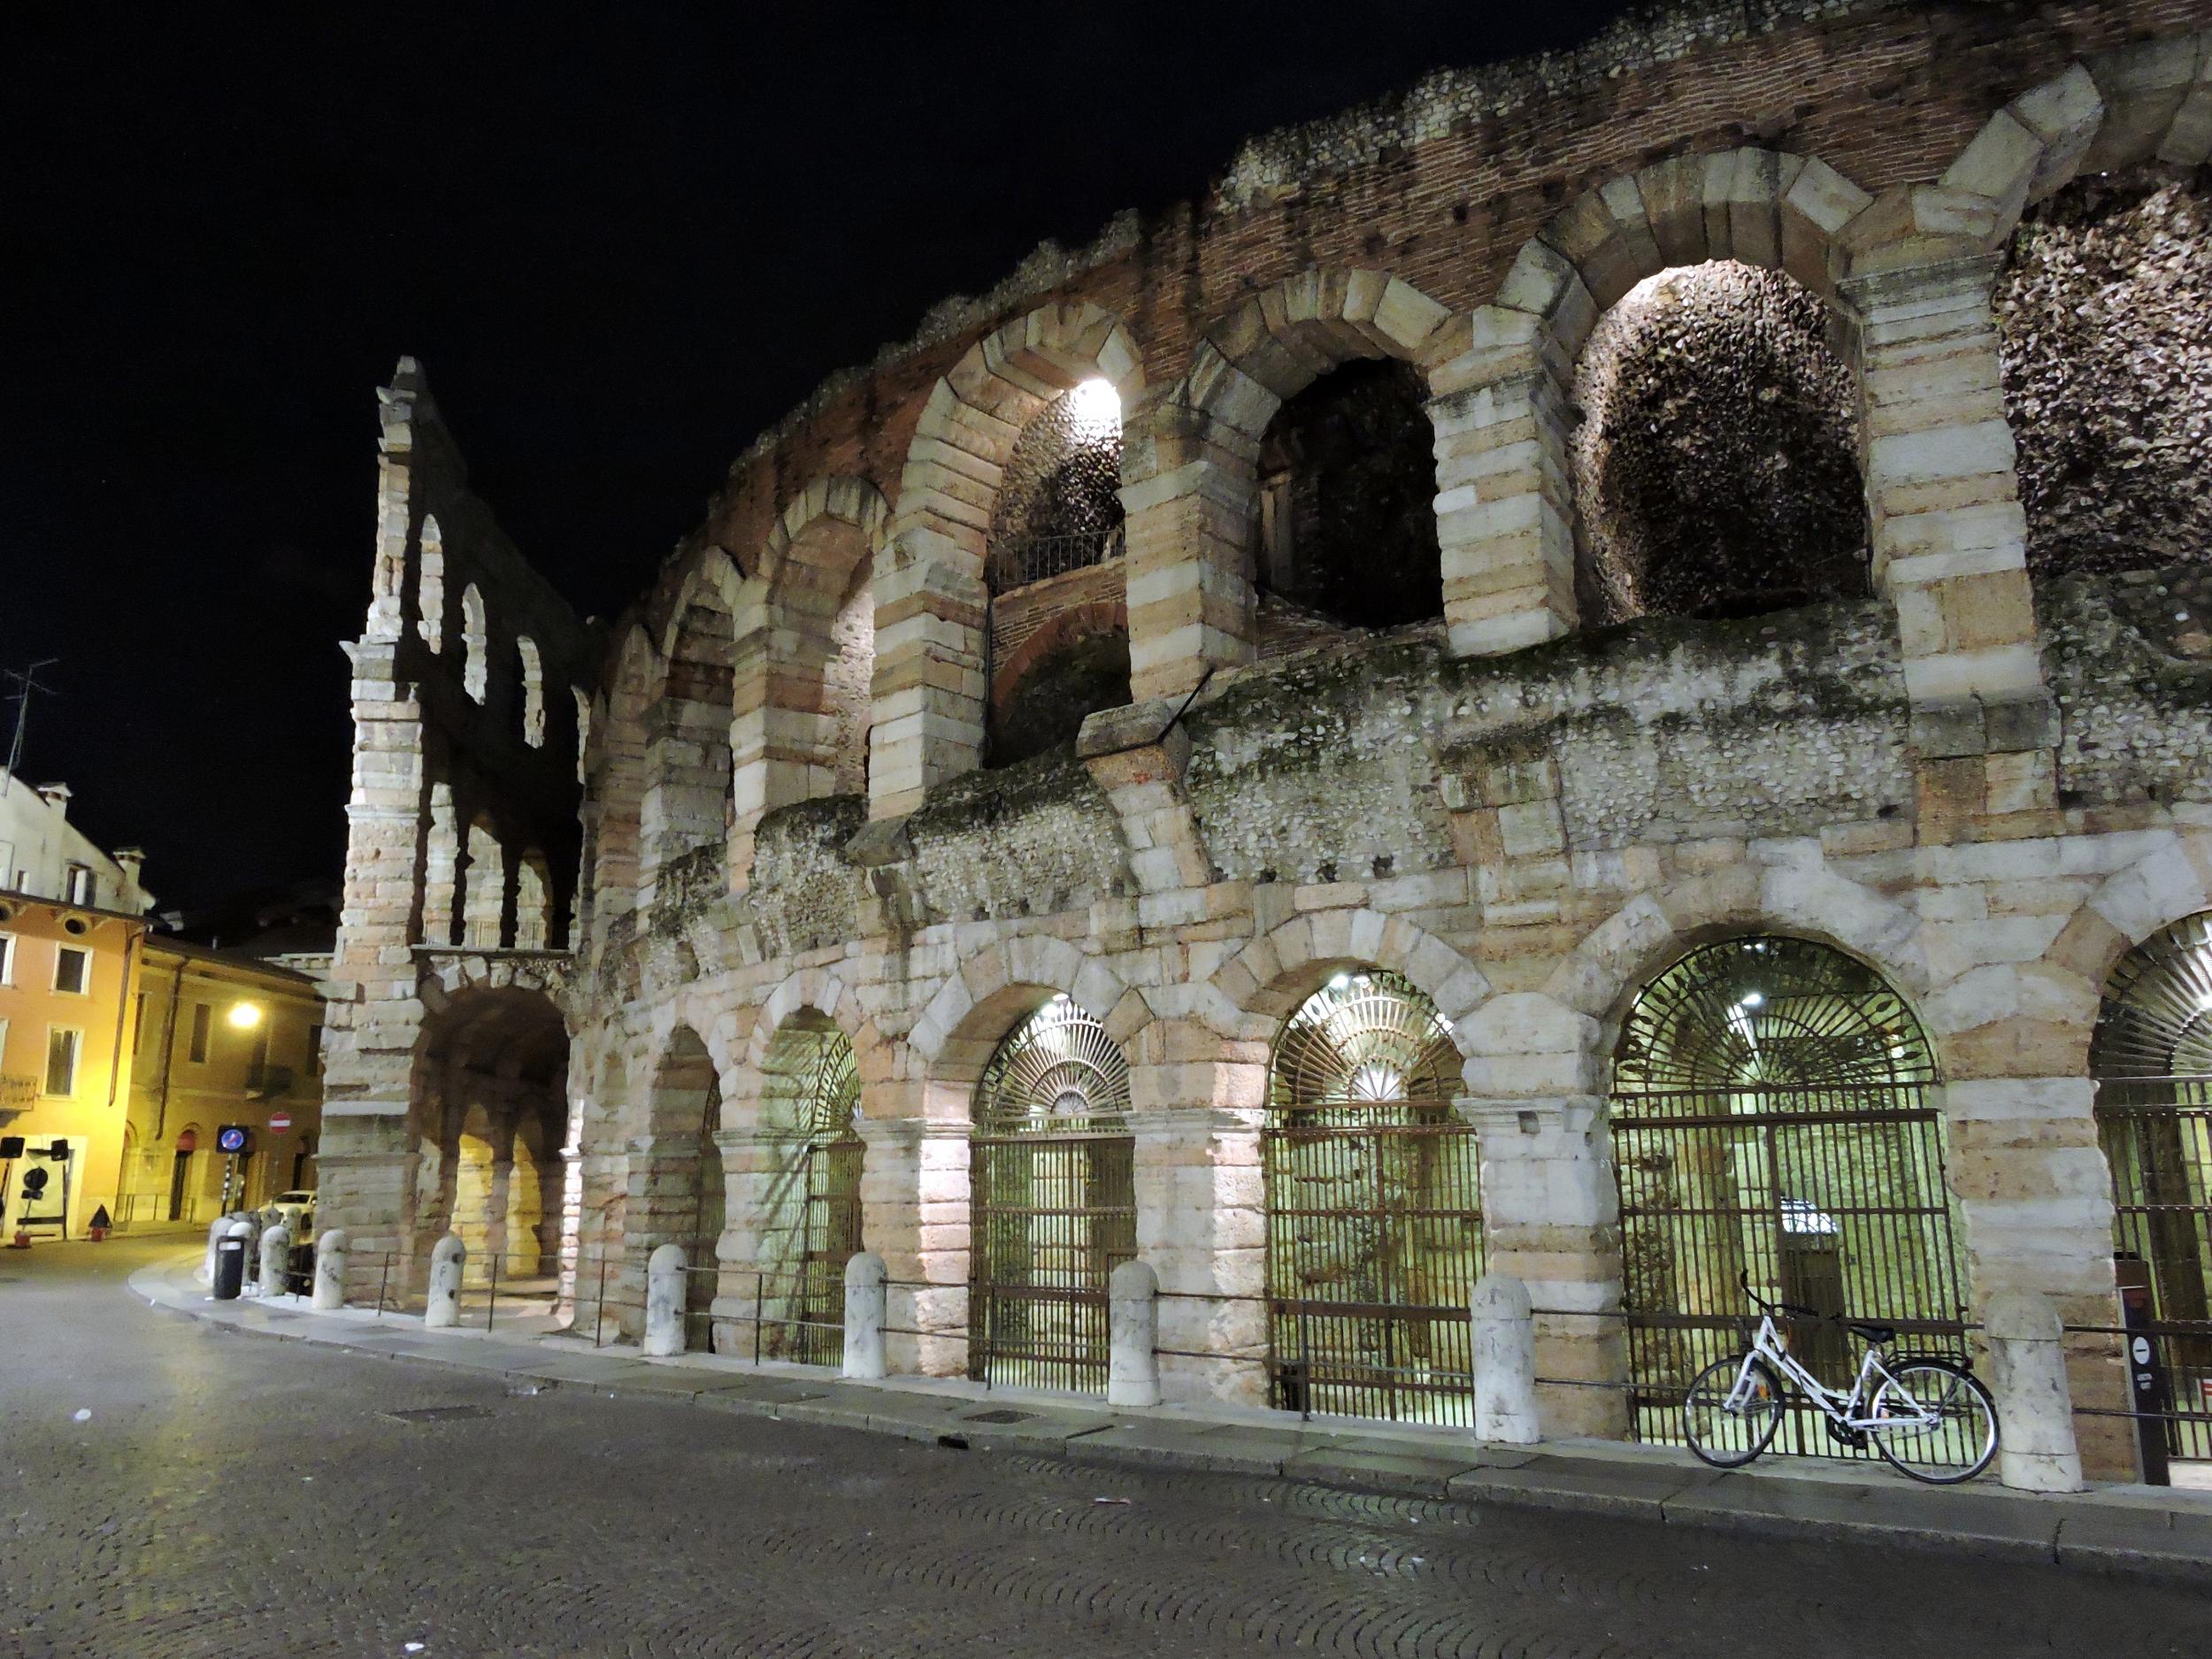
[[312, 1229, 349, 1310], [1985, 1291, 2085, 1493], [1108, 1259, 1161, 1409], [842, 1252, 887, 1380], [1471, 1271, 1541, 1445], [257, 1223, 291, 1299], [643, 1243, 687, 1357], [425, 1233, 465, 1330]]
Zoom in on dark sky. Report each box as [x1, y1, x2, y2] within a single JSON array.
[[4, 3, 1626, 908]]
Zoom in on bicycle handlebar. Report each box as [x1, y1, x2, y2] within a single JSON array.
[[1736, 1269, 1824, 1324]]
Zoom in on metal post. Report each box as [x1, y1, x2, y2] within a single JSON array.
[[595, 1251, 609, 1348], [753, 1271, 764, 1363], [487, 1248, 500, 1333], [377, 1252, 392, 1318]]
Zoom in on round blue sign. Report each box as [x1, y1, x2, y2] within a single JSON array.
[[216, 1126, 249, 1154]]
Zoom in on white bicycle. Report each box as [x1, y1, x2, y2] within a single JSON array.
[[1680, 1276, 1999, 1484]]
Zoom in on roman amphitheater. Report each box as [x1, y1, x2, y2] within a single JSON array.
[[319, 0, 2212, 1479]]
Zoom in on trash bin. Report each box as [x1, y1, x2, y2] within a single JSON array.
[[213, 1230, 250, 1301]]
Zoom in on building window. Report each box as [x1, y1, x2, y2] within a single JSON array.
[[64, 864, 95, 906], [0, 933, 13, 985], [518, 635, 545, 748], [461, 584, 488, 703], [188, 1002, 211, 1064], [306, 1023, 324, 1075], [133, 991, 148, 1051], [52, 945, 89, 996], [44, 1026, 82, 1097]]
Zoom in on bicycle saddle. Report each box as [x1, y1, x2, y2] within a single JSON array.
[[1847, 1321, 1897, 1344]]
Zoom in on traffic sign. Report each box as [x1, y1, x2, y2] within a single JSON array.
[[267, 1111, 293, 1133], [216, 1125, 251, 1155]]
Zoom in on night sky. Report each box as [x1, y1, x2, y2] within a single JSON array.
[[4, 4, 1625, 908]]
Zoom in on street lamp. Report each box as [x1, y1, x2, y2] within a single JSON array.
[[227, 1002, 262, 1030]]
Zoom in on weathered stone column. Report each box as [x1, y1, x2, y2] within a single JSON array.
[[637, 699, 732, 906], [1985, 1289, 2085, 1493], [612, 1131, 711, 1339], [1941, 1076, 2131, 1478], [1109, 1259, 1162, 1409], [856, 1113, 969, 1377], [642, 1242, 687, 1357], [866, 531, 987, 819], [1118, 396, 1256, 702], [425, 1233, 465, 1329], [1127, 1099, 1268, 1407], [1459, 1094, 1629, 1438], [710, 1126, 803, 1356]]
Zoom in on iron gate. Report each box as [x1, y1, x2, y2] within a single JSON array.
[[969, 997, 1134, 1394], [2093, 913, 2212, 1465], [1612, 937, 1968, 1459], [768, 1026, 864, 1364], [1264, 970, 1483, 1425]]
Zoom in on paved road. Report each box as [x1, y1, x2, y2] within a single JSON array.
[[3, 1237, 2207, 1659]]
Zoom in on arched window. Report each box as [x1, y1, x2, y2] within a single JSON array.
[[513, 851, 550, 949], [2092, 911, 2212, 1470], [644, 565, 735, 883], [984, 381, 1130, 764], [1571, 261, 1865, 624], [460, 584, 488, 703], [517, 636, 544, 748], [968, 995, 1133, 1394], [1264, 969, 1478, 1424], [757, 1016, 864, 1364], [1254, 360, 1443, 644], [416, 515, 446, 652], [1611, 936, 1964, 1461], [422, 784, 460, 946], [572, 687, 592, 787]]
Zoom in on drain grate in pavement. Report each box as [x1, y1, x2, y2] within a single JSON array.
[[383, 1404, 495, 1424], [963, 1409, 1034, 1425]]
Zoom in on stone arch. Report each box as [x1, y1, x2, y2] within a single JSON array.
[[1133, 270, 1454, 696], [731, 478, 891, 881], [641, 548, 741, 901], [988, 597, 1129, 766], [516, 635, 545, 748], [740, 962, 894, 1090], [624, 1021, 727, 1333], [875, 301, 1145, 817], [587, 625, 656, 936], [907, 933, 1139, 1103], [1203, 906, 1488, 1062]]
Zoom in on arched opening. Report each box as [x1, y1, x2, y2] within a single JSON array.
[[461, 818, 505, 949], [167, 1125, 199, 1222], [421, 783, 460, 946], [411, 985, 569, 1306], [2091, 911, 2212, 1472], [1571, 261, 1866, 625], [757, 1012, 864, 1363], [588, 629, 653, 929], [1999, 167, 2212, 582], [1263, 968, 1478, 1424], [1610, 935, 1964, 1461], [986, 380, 1129, 764], [517, 636, 545, 748], [571, 687, 591, 787], [1253, 359, 1443, 646], [968, 995, 1134, 1394], [644, 569, 736, 890], [638, 1025, 724, 1338], [460, 583, 488, 703]]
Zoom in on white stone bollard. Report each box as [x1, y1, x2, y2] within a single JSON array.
[[257, 1223, 291, 1299], [1471, 1271, 1541, 1445], [1985, 1291, 2085, 1493], [643, 1243, 687, 1357], [312, 1229, 349, 1310], [1108, 1259, 1161, 1409], [842, 1252, 887, 1380], [425, 1233, 465, 1330]]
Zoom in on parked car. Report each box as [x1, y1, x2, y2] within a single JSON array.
[[261, 1189, 317, 1239]]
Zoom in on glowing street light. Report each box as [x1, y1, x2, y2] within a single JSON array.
[[227, 1002, 263, 1030]]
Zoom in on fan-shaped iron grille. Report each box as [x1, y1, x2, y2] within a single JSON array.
[[1263, 970, 1482, 1425], [968, 998, 1135, 1394], [763, 1026, 864, 1365], [2093, 914, 2212, 1462], [1610, 936, 1968, 1464]]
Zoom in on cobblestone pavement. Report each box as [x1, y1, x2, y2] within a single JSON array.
[[4, 1239, 2208, 1659]]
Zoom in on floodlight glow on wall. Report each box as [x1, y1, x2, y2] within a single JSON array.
[[1068, 378, 1120, 438], [227, 1002, 263, 1029]]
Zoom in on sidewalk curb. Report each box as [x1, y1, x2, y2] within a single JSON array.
[[127, 1253, 2212, 1586]]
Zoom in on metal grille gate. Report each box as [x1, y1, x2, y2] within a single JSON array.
[[969, 998, 1134, 1394], [1612, 937, 1968, 1460], [765, 1025, 863, 1364], [1265, 970, 1482, 1425], [2093, 913, 2212, 1465]]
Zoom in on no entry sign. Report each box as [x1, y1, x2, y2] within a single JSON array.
[[266, 1111, 293, 1133]]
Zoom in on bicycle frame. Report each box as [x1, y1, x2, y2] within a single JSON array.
[[1723, 1311, 1940, 1433]]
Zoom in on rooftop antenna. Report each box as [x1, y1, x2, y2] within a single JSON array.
[[2, 660, 60, 794]]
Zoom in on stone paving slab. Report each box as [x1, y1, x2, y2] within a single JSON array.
[[126, 1250, 2212, 1581]]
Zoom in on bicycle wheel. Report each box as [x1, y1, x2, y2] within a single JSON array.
[[1869, 1360, 1998, 1484], [1682, 1353, 1786, 1468]]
